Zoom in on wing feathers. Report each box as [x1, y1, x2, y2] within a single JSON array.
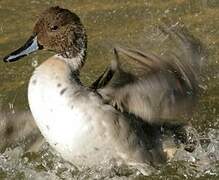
[[92, 25, 206, 123]]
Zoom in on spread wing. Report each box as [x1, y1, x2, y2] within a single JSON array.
[[91, 25, 206, 123]]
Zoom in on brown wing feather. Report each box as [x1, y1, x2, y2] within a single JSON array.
[[92, 25, 206, 124]]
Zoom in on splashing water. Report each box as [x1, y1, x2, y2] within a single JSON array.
[[0, 128, 218, 179]]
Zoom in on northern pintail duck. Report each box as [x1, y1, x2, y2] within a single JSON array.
[[3, 7, 205, 167]]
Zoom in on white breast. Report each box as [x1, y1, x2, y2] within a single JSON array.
[[27, 57, 122, 166]]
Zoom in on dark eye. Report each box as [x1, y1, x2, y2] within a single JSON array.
[[50, 25, 58, 31]]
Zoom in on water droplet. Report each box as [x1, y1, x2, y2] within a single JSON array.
[[8, 102, 15, 114], [32, 58, 38, 68]]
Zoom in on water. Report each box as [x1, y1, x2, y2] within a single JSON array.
[[0, 0, 218, 179]]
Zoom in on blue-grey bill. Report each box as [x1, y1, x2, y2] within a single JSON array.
[[3, 35, 41, 62]]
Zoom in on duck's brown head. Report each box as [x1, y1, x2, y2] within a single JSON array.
[[4, 6, 87, 62]]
